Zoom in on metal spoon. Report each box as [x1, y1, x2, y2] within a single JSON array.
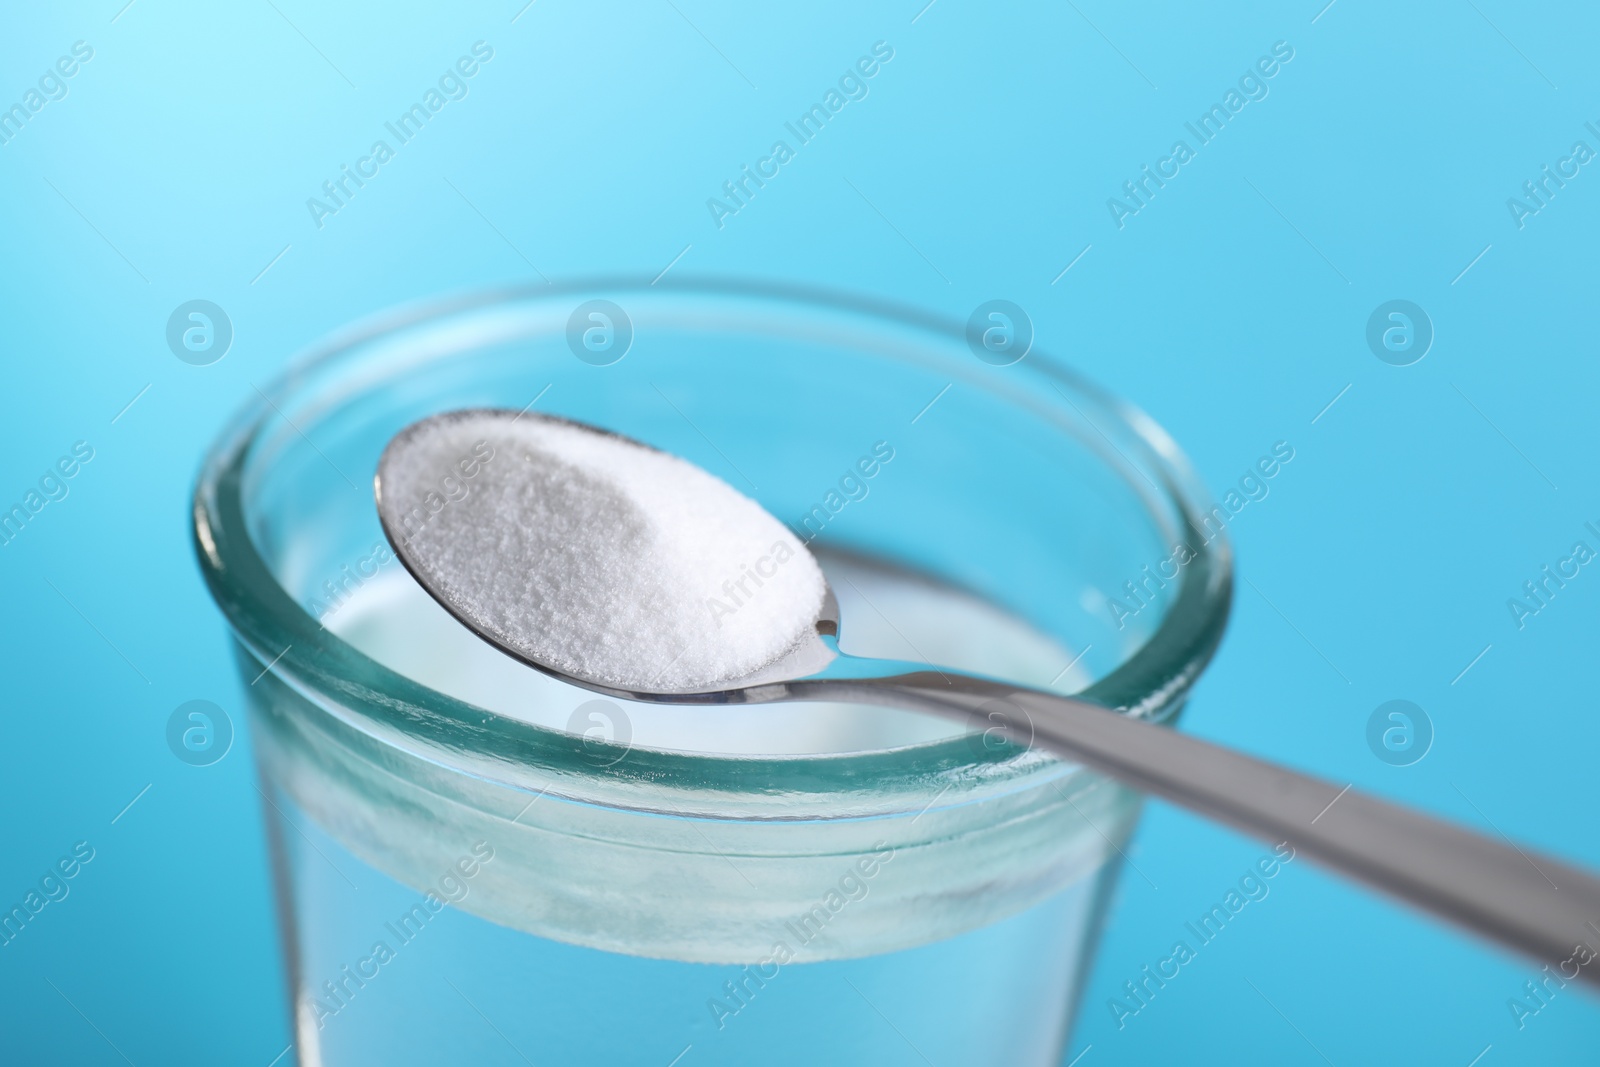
[[375, 410, 1600, 987]]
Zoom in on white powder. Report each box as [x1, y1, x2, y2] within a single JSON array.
[[376, 410, 828, 692]]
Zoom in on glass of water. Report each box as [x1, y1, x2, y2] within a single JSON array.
[[193, 280, 1231, 1066]]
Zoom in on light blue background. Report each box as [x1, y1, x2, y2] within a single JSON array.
[[2, 0, 1597, 1063]]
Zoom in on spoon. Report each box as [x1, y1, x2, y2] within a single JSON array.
[[375, 408, 1600, 987]]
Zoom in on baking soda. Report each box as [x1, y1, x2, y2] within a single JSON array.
[[376, 410, 827, 691]]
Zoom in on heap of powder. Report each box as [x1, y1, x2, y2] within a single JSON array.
[[375, 409, 827, 691]]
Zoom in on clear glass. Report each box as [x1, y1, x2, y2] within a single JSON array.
[[193, 279, 1231, 1067]]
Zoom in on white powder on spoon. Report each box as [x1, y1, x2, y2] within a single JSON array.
[[375, 409, 827, 692]]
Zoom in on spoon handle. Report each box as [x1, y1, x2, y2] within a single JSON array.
[[865, 674, 1600, 985]]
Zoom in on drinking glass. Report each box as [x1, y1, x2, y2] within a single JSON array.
[[193, 279, 1231, 1066]]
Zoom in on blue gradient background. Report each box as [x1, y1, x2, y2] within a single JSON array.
[[2, 1, 1597, 1063]]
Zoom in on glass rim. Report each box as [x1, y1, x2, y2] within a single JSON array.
[[192, 275, 1234, 812]]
